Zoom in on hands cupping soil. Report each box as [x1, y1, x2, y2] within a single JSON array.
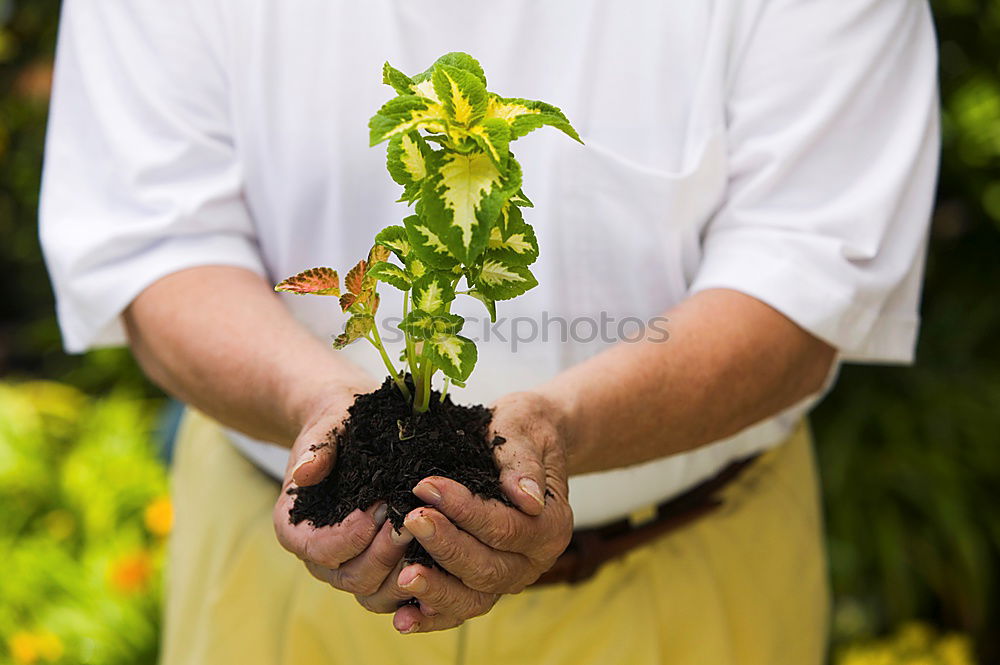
[[273, 388, 573, 634], [389, 391, 574, 634]]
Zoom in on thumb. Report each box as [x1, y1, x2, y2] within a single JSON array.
[[286, 423, 338, 488]]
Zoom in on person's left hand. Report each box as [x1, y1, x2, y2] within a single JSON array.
[[349, 390, 574, 633]]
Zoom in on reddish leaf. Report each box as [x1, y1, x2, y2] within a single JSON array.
[[274, 267, 340, 296], [339, 293, 357, 312], [345, 260, 367, 295]]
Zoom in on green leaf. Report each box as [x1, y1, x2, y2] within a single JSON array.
[[467, 290, 498, 322], [369, 95, 447, 146], [386, 132, 432, 203], [420, 150, 522, 264], [485, 95, 582, 143], [467, 118, 510, 167], [375, 225, 412, 261], [410, 272, 456, 314], [416, 52, 487, 88], [403, 213, 459, 270], [399, 309, 465, 338], [433, 64, 488, 127], [367, 261, 411, 290], [333, 315, 374, 350], [274, 267, 339, 296], [487, 213, 538, 266], [471, 252, 538, 301], [382, 61, 414, 95], [428, 333, 477, 382]]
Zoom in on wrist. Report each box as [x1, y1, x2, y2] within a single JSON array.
[[533, 377, 590, 475], [280, 370, 376, 446]]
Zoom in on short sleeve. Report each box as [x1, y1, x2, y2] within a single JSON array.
[[689, 0, 940, 364], [39, 0, 264, 353]]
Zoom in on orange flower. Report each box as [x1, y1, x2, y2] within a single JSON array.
[[144, 496, 174, 537], [109, 550, 153, 593]]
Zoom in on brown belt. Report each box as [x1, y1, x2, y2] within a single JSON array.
[[531, 453, 760, 587]]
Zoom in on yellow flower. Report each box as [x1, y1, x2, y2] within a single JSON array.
[[6, 631, 62, 664], [109, 549, 153, 593], [144, 496, 174, 537], [32, 632, 63, 662], [7, 632, 38, 665], [894, 622, 935, 653], [937, 634, 975, 665]]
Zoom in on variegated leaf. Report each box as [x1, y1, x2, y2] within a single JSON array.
[[433, 64, 487, 127], [344, 260, 367, 295], [375, 225, 412, 260], [367, 244, 391, 266], [420, 150, 522, 264], [414, 52, 486, 88], [339, 293, 357, 312], [471, 252, 538, 301], [399, 309, 464, 339], [487, 212, 538, 266], [496, 200, 520, 240], [333, 314, 374, 350], [367, 260, 411, 290], [274, 267, 340, 296], [486, 95, 582, 143], [403, 213, 459, 270], [428, 332, 477, 382], [369, 95, 447, 146], [411, 272, 456, 314], [467, 118, 510, 167], [406, 254, 428, 279], [387, 132, 432, 202], [382, 61, 414, 95], [509, 187, 533, 208]]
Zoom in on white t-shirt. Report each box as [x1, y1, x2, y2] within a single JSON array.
[[40, 0, 939, 527]]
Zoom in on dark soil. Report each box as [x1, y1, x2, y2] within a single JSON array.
[[288, 376, 508, 567]]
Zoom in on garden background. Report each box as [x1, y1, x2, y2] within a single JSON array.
[[1, 2, 997, 664]]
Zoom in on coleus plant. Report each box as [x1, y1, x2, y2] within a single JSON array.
[[276, 52, 580, 413]]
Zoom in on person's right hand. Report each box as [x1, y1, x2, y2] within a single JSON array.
[[272, 387, 415, 598]]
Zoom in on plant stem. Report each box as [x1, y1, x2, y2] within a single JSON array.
[[440, 377, 451, 403], [412, 339, 434, 413], [420, 343, 433, 412], [368, 321, 410, 401], [402, 290, 418, 380]]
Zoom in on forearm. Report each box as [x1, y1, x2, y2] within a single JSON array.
[[541, 288, 836, 475], [123, 266, 375, 447]]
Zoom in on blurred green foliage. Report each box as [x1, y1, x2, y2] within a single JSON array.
[[813, 1, 1000, 661], [0, 381, 168, 665], [0, 0, 998, 663]]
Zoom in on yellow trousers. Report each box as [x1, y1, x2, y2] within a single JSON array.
[[163, 410, 829, 665]]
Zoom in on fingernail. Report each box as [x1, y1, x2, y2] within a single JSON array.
[[399, 571, 428, 593], [406, 514, 435, 539], [412, 481, 442, 505], [390, 527, 414, 546], [518, 477, 545, 508], [400, 621, 421, 635], [291, 452, 316, 482], [373, 503, 388, 527]]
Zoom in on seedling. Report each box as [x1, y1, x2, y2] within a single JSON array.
[[277, 52, 580, 413]]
